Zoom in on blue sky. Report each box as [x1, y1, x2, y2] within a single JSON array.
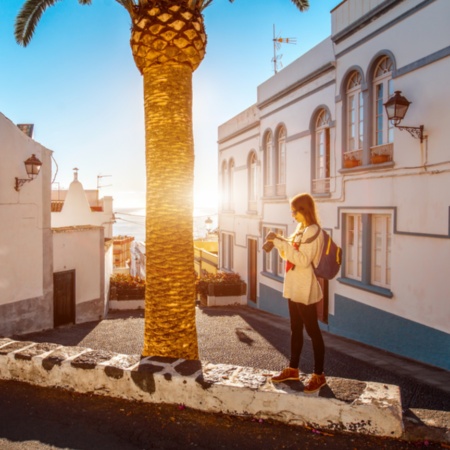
[[0, 0, 339, 209]]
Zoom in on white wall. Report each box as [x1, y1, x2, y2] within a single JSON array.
[[53, 226, 105, 324], [0, 112, 53, 335], [217, 0, 450, 369]]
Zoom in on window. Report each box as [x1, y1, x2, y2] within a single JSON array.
[[344, 71, 364, 166], [276, 127, 286, 195], [312, 109, 331, 194], [262, 225, 286, 278], [371, 214, 391, 288], [221, 160, 228, 210], [344, 212, 392, 291], [221, 232, 234, 270], [228, 159, 235, 211], [345, 214, 362, 280], [264, 132, 273, 196], [248, 151, 257, 211], [371, 56, 394, 164]]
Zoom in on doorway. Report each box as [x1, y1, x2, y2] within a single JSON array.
[[53, 270, 75, 327], [248, 238, 257, 303]]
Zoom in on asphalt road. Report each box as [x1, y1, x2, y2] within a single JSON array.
[[3, 306, 449, 449], [0, 379, 442, 450]]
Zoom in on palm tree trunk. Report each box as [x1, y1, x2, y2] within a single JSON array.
[[142, 62, 198, 360], [129, 1, 206, 360]]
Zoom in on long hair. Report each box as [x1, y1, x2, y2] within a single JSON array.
[[290, 193, 320, 228]]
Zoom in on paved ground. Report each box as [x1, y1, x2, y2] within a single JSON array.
[[9, 305, 450, 446]]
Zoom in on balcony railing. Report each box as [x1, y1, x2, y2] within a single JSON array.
[[312, 178, 330, 194], [370, 143, 393, 164], [276, 183, 286, 196], [343, 149, 362, 168]]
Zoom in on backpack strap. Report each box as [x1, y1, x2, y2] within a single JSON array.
[[302, 225, 321, 244]]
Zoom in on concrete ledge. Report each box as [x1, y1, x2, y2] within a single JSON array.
[[0, 338, 403, 438]]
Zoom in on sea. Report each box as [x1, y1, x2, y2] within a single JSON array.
[[113, 207, 218, 242]]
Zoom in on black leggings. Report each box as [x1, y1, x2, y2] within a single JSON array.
[[288, 299, 325, 375]]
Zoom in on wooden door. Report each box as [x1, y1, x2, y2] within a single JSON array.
[[248, 239, 257, 303], [53, 270, 75, 327]]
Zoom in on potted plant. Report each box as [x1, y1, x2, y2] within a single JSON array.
[[343, 155, 360, 168], [195, 272, 246, 306], [110, 273, 145, 300], [371, 153, 390, 164]]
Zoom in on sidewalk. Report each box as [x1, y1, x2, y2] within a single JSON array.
[[11, 305, 450, 443]]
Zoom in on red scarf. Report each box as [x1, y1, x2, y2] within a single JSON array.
[[285, 241, 300, 272]]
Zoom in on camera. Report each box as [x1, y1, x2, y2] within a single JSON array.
[[262, 240, 274, 252], [262, 231, 277, 252]]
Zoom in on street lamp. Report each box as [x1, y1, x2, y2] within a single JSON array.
[[384, 91, 424, 143], [15, 154, 43, 191], [205, 217, 213, 235]]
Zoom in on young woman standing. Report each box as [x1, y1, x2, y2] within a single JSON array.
[[265, 193, 326, 394]]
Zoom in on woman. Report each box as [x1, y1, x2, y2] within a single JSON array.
[[266, 193, 326, 394]]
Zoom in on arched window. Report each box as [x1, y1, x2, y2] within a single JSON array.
[[276, 127, 286, 195], [228, 159, 235, 211], [312, 109, 331, 194], [373, 56, 394, 146], [248, 151, 257, 211], [347, 71, 364, 154], [221, 160, 228, 210], [263, 131, 273, 196]]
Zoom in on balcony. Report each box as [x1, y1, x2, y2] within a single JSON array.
[[312, 178, 330, 194], [370, 143, 393, 164], [343, 149, 362, 169]]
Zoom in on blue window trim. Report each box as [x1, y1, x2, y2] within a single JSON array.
[[337, 277, 393, 298], [261, 271, 284, 283]]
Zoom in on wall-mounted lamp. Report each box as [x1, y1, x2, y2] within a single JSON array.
[[384, 90, 424, 143], [15, 154, 43, 191], [205, 216, 213, 234]]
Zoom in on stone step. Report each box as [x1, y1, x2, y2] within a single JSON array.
[[0, 338, 403, 437]]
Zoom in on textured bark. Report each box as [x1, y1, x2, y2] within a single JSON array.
[[130, 2, 206, 360]]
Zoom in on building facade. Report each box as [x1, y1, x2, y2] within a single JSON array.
[[218, 0, 450, 370], [0, 113, 53, 336]]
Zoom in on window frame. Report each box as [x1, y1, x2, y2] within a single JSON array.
[[248, 151, 258, 212], [312, 108, 331, 194], [262, 225, 287, 279], [221, 232, 234, 271], [340, 211, 393, 297]]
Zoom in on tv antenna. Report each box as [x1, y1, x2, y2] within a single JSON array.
[[272, 25, 296, 74], [97, 174, 112, 190]]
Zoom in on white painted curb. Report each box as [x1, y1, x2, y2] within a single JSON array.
[[0, 338, 403, 437]]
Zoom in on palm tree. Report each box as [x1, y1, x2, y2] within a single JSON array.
[[15, 0, 309, 361]]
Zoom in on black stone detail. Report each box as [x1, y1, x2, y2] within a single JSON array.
[[0, 341, 33, 355], [71, 350, 114, 370], [104, 366, 124, 379], [42, 347, 86, 372], [14, 343, 60, 361], [147, 355, 178, 364], [130, 363, 164, 394], [174, 359, 202, 377], [195, 374, 213, 390], [163, 373, 172, 381], [42, 356, 64, 371]]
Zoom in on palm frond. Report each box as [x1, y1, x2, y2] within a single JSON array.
[[115, 0, 135, 17], [14, 0, 95, 47], [290, 0, 309, 12], [15, 0, 60, 46]]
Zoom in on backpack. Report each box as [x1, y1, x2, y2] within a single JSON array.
[[304, 227, 342, 280]]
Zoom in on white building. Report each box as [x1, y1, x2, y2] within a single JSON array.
[[0, 113, 114, 335], [0, 113, 53, 335], [51, 169, 114, 238], [218, 0, 450, 370]]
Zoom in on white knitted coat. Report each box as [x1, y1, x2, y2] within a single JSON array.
[[273, 224, 324, 305]]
